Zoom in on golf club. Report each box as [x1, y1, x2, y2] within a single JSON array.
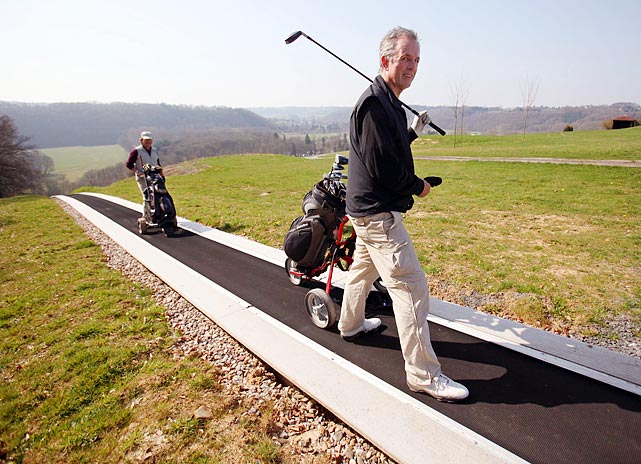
[[285, 30, 446, 136]]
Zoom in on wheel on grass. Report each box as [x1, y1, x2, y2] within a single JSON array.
[[305, 288, 337, 329], [285, 258, 304, 286]]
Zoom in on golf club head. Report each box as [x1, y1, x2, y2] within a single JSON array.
[[334, 154, 349, 165], [285, 31, 303, 44]]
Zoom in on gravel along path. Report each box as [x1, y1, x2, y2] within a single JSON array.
[[58, 199, 395, 463], [57, 198, 640, 462]]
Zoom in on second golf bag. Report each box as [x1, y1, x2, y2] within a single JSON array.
[[138, 164, 178, 236]]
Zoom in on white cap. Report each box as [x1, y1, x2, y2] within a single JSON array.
[[140, 131, 153, 140]]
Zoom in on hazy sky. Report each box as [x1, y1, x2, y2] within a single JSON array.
[[3, 0, 640, 109]]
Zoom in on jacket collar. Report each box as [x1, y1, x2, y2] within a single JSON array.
[[373, 75, 403, 111]]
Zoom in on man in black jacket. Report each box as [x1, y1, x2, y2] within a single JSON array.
[[337, 27, 469, 402]]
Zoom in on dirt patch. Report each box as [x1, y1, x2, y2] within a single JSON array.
[[163, 161, 208, 176], [428, 277, 566, 332]]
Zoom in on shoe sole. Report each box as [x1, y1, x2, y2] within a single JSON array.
[[341, 332, 362, 342], [406, 384, 468, 403], [340, 323, 384, 343]]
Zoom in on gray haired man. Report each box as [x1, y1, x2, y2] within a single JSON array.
[[338, 27, 469, 402]]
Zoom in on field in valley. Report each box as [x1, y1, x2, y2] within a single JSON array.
[[40, 144, 126, 182]]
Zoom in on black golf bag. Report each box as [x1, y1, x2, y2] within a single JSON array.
[[283, 178, 345, 270], [139, 164, 177, 236]]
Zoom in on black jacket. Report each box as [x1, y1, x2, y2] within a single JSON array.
[[345, 75, 424, 217]]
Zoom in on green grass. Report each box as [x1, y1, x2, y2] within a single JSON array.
[[413, 125, 641, 160], [407, 160, 641, 327], [2, 128, 639, 460], [40, 144, 126, 182], [83, 129, 641, 332], [0, 195, 299, 463]]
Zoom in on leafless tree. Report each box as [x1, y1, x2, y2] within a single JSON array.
[[520, 78, 540, 142], [0, 115, 46, 197], [450, 79, 469, 147]]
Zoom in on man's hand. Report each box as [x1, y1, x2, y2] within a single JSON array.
[[418, 179, 431, 197], [411, 111, 431, 134]]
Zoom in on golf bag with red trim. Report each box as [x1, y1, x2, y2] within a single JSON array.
[[283, 179, 345, 270]]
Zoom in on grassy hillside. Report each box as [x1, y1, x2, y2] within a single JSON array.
[[83, 129, 641, 335], [40, 144, 127, 182], [1, 128, 639, 460], [0, 196, 288, 462]]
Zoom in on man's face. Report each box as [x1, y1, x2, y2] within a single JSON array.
[[141, 138, 153, 149], [381, 35, 420, 96]]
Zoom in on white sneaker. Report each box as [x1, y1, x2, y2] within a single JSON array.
[[340, 318, 382, 342], [407, 373, 469, 402]]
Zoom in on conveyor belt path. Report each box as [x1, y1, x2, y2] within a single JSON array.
[[62, 193, 641, 464]]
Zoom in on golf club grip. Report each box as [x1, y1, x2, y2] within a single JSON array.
[[403, 102, 446, 136], [428, 122, 446, 136]]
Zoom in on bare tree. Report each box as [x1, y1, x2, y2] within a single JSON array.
[[520, 78, 540, 142], [0, 115, 46, 197], [459, 82, 470, 139], [449, 84, 461, 148], [449, 79, 469, 148]]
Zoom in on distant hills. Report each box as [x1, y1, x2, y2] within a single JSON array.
[[251, 102, 641, 136], [1, 101, 639, 149], [0, 102, 275, 149], [425, 103, 641, 135]]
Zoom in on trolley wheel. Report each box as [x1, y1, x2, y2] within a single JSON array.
[[138, 217, 148, 234], [373, 277, 388, 294], [285, 258, 303, 286], [305, 288, 337, 329]]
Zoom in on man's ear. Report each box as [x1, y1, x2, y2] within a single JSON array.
[[380, 55, 389, 70]]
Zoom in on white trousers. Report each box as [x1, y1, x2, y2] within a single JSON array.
[[135, 174, 146, 200], [338, 211, 442, 385]]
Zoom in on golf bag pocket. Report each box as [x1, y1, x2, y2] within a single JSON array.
[[303, 182, 343, 223], [283, 215, 329, 269]]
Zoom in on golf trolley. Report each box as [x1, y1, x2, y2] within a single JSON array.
[[283, 154, 386, 329], [137, 164, 178, 237]]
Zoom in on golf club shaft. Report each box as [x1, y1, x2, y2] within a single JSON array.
[[302, 33, 373, 85], [287, 31, 446, 136]]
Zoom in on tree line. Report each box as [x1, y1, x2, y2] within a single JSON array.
[[0, 102, 277, 149], [73, 128, 349, 191], [0, 112, 350, 197], [0, 115, 68, 197]]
